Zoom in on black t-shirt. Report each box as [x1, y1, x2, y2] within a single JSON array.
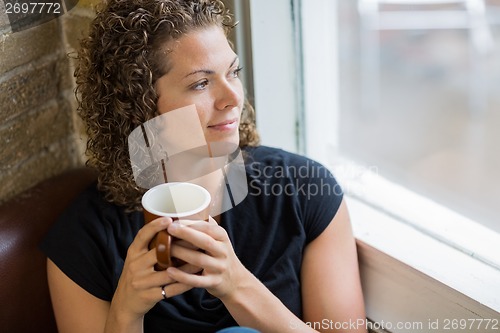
[[40, 146, 343, 332]]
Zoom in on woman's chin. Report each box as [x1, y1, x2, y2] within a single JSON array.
[[206, 138, 240, 157]]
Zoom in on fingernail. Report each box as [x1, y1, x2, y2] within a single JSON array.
[[168, 223, 178, 232], [169, 221, 185, 230]]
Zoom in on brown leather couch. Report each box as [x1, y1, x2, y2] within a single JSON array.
[[0, 168, 97, 333]]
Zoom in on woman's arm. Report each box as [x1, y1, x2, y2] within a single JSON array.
[[301, 199, 367, 333], [47, 259, 111, 333]]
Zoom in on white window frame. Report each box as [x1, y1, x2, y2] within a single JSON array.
[[243, 0, 500, 330], [247, 0, 300, 153]]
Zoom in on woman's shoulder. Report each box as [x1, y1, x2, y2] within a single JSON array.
[[52, 181, 141, 236], [244, 145, 316, 164], [40, 181, 138, 302], [242, 146, 343, 242], [69, 181, 105, 207], [63, 182, 117, 219], [243, 145, 334, 179]]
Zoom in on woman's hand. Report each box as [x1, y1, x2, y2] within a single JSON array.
[[165, 219, 315, 333], [109, 217, 201, 325], [165, 217, 250, 300]]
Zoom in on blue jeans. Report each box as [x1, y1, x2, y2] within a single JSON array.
[[216, 327, 260, 333]]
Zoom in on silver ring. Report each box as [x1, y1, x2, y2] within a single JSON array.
[[161, 285, 167, 300]]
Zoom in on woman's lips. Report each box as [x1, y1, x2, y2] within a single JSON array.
[[208, 119, 238, 131]]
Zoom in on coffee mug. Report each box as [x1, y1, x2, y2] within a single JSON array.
[[142, 182, 211, 270]]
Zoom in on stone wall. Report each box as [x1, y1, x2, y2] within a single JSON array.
[[0, 0, 99, 202]]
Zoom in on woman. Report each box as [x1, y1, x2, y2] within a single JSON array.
[[41, 0, 367, 332]]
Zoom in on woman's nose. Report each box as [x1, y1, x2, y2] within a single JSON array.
[[215, 81, 242, 111]]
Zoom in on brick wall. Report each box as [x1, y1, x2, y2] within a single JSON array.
[[0, 0, 99, 202]]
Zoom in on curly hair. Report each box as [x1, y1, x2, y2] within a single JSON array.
[[75, 0, 260, 211]]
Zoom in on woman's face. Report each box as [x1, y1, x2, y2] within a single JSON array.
[[155, 26, 244, 148]]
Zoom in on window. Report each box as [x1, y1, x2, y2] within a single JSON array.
[[234, 0, 500, 328], [299, 0, 500, 320], [301, 0, 500, 325], [299, 0, 500, 264], [337, 0, 500, 233]]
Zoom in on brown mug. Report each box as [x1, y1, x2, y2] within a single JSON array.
[[142, 182, 211, 270]]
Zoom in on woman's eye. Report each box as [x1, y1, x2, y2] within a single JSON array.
[[191, 80, 209, 91], [231, 67, 243, 78]]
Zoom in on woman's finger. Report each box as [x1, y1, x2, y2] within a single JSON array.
[[124, 248, 160, 274], [160, 282, 194, 300], [184, 221, 229, 243], [128, 217, 172, 255], [208, 215, 218, 225], [169, 225, 226, 258], [169, 221, 227, 244], [126, 261, 203, 292], [170, 243, 221, 270], [176, 262, 204, 275], [166, 266, 215, 289]]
